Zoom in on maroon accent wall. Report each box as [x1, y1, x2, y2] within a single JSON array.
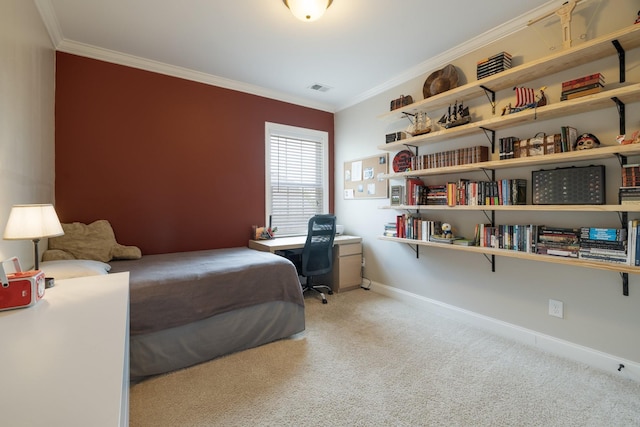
[[55, 52, 334, 255]]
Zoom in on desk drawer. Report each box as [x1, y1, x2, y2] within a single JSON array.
[[337, 243, 362, 257]]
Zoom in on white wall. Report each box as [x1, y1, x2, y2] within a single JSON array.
[[0, 1, 55, 267], [335, 2, 640, 365]]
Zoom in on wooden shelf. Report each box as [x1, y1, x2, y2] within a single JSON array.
[[378, 24, 640, 122], [377, 24, 640, 295], [380, 204, 640, 212], [378, 83, 640, 152], [380, 143, 640, 179], [379, 235, 640, 275]]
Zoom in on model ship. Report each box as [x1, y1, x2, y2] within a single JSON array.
[[438, 101, 471, 129], [501, 86, 547, 115]]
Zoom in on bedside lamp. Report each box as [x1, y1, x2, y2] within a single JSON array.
[[3, 204, 64, 271]]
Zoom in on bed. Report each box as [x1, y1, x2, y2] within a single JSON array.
[[40, 221, 305, 382], [109, 248, 305, 381]]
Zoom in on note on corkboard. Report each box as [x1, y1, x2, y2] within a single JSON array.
[[343, 154, 389, 199]]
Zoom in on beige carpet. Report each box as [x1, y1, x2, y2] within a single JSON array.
[[130, 289, 640, 426]]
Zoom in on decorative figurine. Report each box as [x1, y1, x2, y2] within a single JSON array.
[[617, 130, 640, 145], [501, 86, 547, 116], [406, 111, 432, 136], [573, 133, 600, 150], [437, 101, 471, 129], [528, 0, 578, 49], [441, 223, 453, 239]]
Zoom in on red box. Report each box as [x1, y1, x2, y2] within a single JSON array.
[[0, 262, 45, 311]]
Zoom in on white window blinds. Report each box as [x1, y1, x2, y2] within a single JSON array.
[[266, 123, 328, 236]]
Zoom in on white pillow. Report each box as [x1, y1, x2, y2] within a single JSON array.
[[39, 260, 112, 279]]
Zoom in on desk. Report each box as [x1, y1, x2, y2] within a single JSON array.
[[0, 272, 130, 427], [249, 235, 362, 292]]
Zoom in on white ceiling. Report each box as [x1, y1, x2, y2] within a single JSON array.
[[36, 0, 559, 112]]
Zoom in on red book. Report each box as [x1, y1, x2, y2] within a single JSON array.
[[562, 73, 604, 88]]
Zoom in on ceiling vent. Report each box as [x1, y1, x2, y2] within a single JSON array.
[[308, 83, 332, 92]]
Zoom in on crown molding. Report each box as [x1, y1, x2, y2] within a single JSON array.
[[336, 1, 559, 111], [56, 39, 335, 113], [35, 0, 558, 114], [34, 0, 63, 47]]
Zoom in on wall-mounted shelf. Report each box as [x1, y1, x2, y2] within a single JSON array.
[[379, 235, 640, 275], [381, 143, 640, 180], [376, 24, 640, 297], [378, 83, 640, 153], [378, 24, 640, 122], [380, 204, 640, 212]]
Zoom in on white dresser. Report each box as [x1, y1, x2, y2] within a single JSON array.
[[0, 272, 130, 426]]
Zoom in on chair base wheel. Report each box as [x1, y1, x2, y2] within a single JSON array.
[[322, 299, 328, 304], [328, 290, 334, 295]]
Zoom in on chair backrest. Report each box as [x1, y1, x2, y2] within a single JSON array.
[[301, 214, 336, 277]]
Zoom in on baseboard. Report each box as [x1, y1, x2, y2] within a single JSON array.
[[367, 281, 640, 383]]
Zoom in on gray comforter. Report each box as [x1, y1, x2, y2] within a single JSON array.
[[109, 247, 303, 335]]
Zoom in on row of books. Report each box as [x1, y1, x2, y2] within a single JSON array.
[[620, 163, 640, 205], [385, 220, 638, 266], [560, 72, 605, 101], [477, 224, 630, 265], [410, 146, 489, 170], [477, 51, 512, 80], [476, 223, 538, 252], [387, 216, 443, 240], [399, 178, 527, 207], [448, 178, 526, 206], [621, 163, 640, 187]]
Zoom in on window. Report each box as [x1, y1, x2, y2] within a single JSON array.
[[265, 122, 329, 236]]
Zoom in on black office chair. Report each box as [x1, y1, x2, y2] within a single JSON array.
[[294, 214, 337, 304]]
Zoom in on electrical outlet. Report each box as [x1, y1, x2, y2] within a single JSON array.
[[361, 257, 365, 267], [549, 299, 564, 318]]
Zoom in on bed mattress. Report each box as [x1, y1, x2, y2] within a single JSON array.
[[109, 247, 304, 336], [110, 247, 305, 379]]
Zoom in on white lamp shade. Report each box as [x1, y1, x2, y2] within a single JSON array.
[[3, 204, 64, 240], [284, 0, 332, 22]]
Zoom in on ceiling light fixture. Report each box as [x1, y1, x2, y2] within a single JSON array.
[[283, 0, 333, 22]]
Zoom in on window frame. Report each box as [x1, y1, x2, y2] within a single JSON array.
[[265, 122, 329, 237]]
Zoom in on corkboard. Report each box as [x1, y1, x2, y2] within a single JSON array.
[[343, 154, 389, 199]]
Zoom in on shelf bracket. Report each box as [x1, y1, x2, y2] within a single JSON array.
[[402, 242, 419, 258], [480, 85, 496, 114], [481, 253, 496, 272], [403, 143, 419, 157], [612, 39, 625, 83], [615, 153, 628, 168], [612, 97, 626, 136], [479, 127, 496, 153], [620, 272, 629, 296], [479, 167, 495, 182]]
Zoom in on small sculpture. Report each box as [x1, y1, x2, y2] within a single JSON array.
[[441, 223, 453, 239], [501, 86, 547, 116], [617, 130, 640, 145], [573, 133, 600, 150], [437, 101, 471, 129]]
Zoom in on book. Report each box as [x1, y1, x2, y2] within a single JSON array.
[[560, 86, 604, 101], [562, 72, 605, 89], [405, 178, 424, 206], [429, 235, 457, 244], [580, 227, 627, 242], [453, 238, 476, 246], [561, 82, 604, 96], [560, 126, 578, 152], [390, 185, 404, 206]]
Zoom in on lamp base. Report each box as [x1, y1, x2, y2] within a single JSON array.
[[45, 277, 55, 288]]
